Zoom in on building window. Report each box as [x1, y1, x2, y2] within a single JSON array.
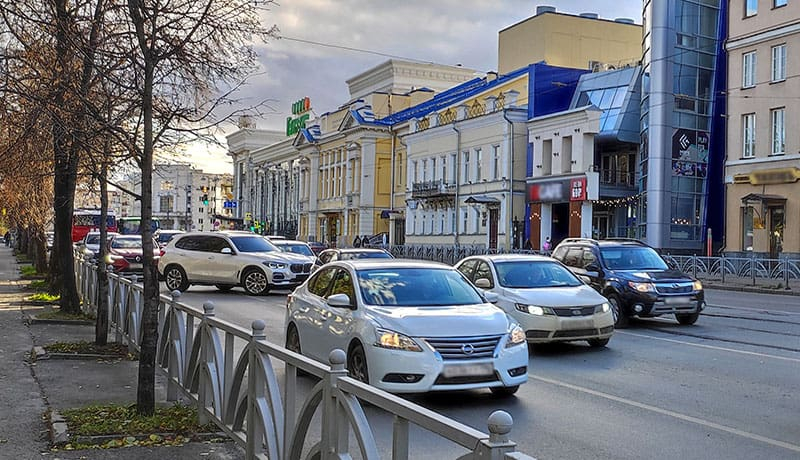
[[198, 207, 204, 213], [159, 195, 173, 213], [742, 51, 756, 88], [421, 159, 428, 182], [411, 161, 417, 183], [450, 153, 457, 183], [462, 151, 470, 183], [462, 207, 468, 233], [493, 145, 501, 179], [742, 207, 754, 251], [774, 0, 787, 8], [771, 108, 785, 155], [745, 0, 757, 16], [431, 158, 436, 181], [475, 148, 482, 181], [771, 44, 786, 82], [742, 113, 756, 158], [441, 156, 447, 183]]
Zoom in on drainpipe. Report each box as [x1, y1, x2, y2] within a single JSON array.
[[389, 125, 396, 246], [452, 123, 461, 246], [502, 109, 515, 250]]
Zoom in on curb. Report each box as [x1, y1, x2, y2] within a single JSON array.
[[705, 284, 798, 296], [31, 347, 135, 362], [27, 318, 95, 325]]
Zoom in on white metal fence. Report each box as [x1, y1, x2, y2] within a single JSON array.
[[74, 257, 537, 460]]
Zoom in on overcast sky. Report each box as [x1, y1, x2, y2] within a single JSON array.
[[191, 0, 643, 174]]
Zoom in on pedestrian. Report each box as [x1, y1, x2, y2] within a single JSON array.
[[361, 235, 370, 247], [3, 231, 10, 247], [523, 238, 532, 250], [543, 237, 551, 252], [353, 235, 361, 248]]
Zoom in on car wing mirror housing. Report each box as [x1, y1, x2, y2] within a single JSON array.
[[327, 293, 355, 309], [221, 247, 233, 255], [483, 291, 500, 304], [474, 277, 493, 289], [584, 263, 601, 276]]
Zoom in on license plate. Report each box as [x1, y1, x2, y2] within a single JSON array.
[[127, 263, 142, 270], [442, 363, 494, 378], [664, 296, 691, 305], [565, 319, 593, 329]]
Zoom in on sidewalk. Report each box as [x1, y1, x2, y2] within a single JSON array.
[[0, 246, 243, 459]]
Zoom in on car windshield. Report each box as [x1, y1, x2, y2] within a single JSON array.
[[276, 243, 314, 257], [111, 237, 141, 249], [356, 267, 484, 307], [600, 247, 669, 270], [230, 236, 278, 253], [85, 235, 100, 245], [495, 260, 583, 288], [157, 233, 179, 243], [341, 251, 393, 260]]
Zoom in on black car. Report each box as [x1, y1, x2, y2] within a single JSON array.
[[551, 238, 705, 327]]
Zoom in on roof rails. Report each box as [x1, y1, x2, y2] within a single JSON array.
[[559, 237, 599, 246], [602, 237, 647, 245]]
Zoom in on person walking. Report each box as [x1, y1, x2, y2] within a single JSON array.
[[542, 237, 552, 252], [3, 231, 10, 247], [361, 235, 370, 248], [352, 235, 361, 248]]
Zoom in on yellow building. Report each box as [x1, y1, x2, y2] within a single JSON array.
[[498, 6, 642, 74]]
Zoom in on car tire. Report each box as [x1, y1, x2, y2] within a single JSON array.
[[607, 293, 629, 328], [675, 311, 700, 325], [242, 267, 270, 296], [347, 342, 370, 384], [490, 385, 519, 397], [285, 324, 310, 377], [215, 284, 234, 292], [588, 338, 610, 348], [164, 265, 189, 292]]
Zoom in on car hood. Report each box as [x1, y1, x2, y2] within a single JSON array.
[[500, 284, 605, 307], [616, 269, 694, 282], [248, 251, 313, 263], [367, 303, 511, 338]]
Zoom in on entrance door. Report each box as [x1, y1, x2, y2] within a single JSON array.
[[769, 206, 785, 258], [393, 218, 405, 246], [488, 208, 499, 250], [593, 214, 609, 239], [551, 202, 569, 245]]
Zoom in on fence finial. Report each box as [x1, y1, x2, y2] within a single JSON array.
[[202, 301, 215, 317], [329, 349, 346, 371], [487, 410, 513, 443], [171, 290, 181, 300], [251, 320, 266, 339]]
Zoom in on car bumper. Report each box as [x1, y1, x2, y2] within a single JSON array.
[[620, 291, 705, 316], [519, 310, 615, 343], [267, 269, 310, 287], [365, 342, 528, 394]]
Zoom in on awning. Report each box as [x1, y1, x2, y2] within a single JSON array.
[[465, 195, 501, 205], [380, 209, 403, 219], [741, 193, 786, 204]]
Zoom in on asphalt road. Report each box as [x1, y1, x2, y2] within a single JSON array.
[[167, 285, 800, 460]]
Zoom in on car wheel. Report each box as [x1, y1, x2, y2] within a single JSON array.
[[215, 284, 234, 292], [588, 338, 610, 348], [285, 324, 310, 377], [675, 312, 700, 325], [606, 293, 629, 328], [490, 385, 519, 397], [347, 342, 369, 384], [164, 265, 189, 292], [242, 268, 270, 296]]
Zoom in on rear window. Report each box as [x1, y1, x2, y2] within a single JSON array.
[[341, 251, 393, 260]]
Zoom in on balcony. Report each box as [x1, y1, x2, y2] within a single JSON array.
[[411, 179, 456, 199], [599, 170, 636, 188]]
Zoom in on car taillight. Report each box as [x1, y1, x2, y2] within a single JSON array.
[[286, 294, 293, 309], [159, 249, 165, 257]]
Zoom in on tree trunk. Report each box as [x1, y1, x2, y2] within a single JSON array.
[[96, 164, 109, 345]]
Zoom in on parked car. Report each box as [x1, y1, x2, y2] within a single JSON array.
[[76, 231, 118, 261], [551, 238, 705, 327], [455, 254, 614, 347], [154, 229, 185, 249], [272, 239, 317, 259], [46, 231, 54, 251], [158, 231, 314, 295], [285, 259, 528, 395], [307, 241, 328, 256], [106, 235, 160, 275], [316, 248, 394, 267]]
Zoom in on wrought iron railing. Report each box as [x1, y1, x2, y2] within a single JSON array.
[[74, 256, 537, 460]]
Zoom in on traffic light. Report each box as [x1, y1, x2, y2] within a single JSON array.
[[202, 194, 208, 206]]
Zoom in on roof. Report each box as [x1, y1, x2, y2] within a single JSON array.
[[462, 254, 554, 262], [335, 259, 452, 269]]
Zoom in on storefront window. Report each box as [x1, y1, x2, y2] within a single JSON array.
[[742, 207, 754, 251]]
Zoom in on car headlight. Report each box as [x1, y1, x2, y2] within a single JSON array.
[[515, 303, 553, 315], [628, 281, 655, 293], [595, 302, 611, 313], [505, 324, 526, 348], [374, 328, 422, 352], [262, 261, 287, 269], [693, 280, 703, 291]]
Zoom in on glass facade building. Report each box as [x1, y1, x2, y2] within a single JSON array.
[[640, 0, 727, 251]]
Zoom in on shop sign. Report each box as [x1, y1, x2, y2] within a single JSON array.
[[735, 167, 800, 185], [286, 97, 312, 136], [527, 176, 587, 203]]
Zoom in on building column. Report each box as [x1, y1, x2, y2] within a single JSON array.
[[529, 203, 542, 250], [569, 201, 582, 238], [581, 201, 593, 238]]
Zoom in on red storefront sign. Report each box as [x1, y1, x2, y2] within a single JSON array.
[[527, 176, 587, 203]]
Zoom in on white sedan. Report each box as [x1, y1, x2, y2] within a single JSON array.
[[285, 259, 528, 395], [455, 254, 614, 347]]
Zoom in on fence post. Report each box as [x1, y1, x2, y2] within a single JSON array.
[[322, 349, 348, 458], [751, 252, 756, 286], [692, 255, 697, 279], [720, 252, 726, 284], [246, 319, 267, 459], [472, 411, 520, 460], [198, 301, 215, 426], [166, 290, 182, 402], [784, 257, 791, 290]]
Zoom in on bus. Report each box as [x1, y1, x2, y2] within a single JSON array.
[[72, 209, 118, 242], [117, 217, 161, 235]]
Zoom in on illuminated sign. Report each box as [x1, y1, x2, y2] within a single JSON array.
[[287, 97, 312, 136], [527, 176, 587, 203], [732, 167, 800, 185]]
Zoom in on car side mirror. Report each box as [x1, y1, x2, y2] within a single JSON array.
[[483, 291, 499, 304], [220, 247, 232, 255], [327, 293, 354, 309], [474, 278, 493, 289], [584, 263, 601, 276]]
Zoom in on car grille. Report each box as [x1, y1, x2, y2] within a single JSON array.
[[655, 282, 693, 294], [552, 306, 596, 317], [434, 372, 499, 385], [123, 255, 142, 263], [553, 328, 599, 338], [423, 335, 501, 360], [290, 263, 312, 273], [293, 274, 309, 283]]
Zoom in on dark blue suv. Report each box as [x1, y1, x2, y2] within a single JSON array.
[[552, 238, 705, 328]]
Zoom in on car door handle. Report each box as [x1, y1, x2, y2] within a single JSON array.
[[207, 256, 214, 260]]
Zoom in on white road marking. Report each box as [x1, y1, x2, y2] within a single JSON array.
[[529, 374, 800, 454], [615, 330, 800, 363]]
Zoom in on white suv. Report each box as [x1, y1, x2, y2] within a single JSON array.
[[158, 231, 314, 295]]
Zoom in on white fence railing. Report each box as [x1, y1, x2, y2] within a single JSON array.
[[74, 258, 537, 460]]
